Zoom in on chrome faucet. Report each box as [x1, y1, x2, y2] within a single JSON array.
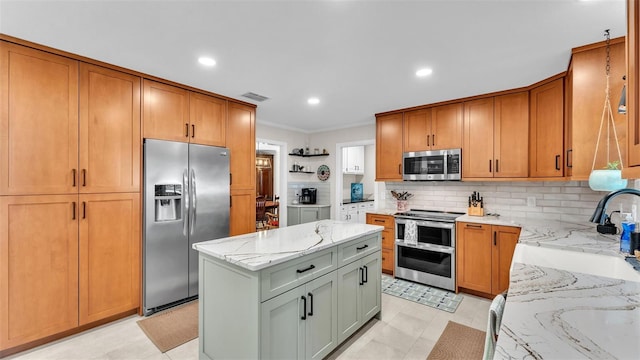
[[590, 188, 640, 225]]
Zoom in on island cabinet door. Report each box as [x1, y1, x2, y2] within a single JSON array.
[[360, 252, 381, 322], [337, 260, 362, 343], [305, 272, 338, 360], [261, 285, 306, 359]]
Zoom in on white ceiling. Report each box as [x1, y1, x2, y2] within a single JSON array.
[[0, 0, 626, 133]]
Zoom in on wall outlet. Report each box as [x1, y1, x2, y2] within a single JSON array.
[[527, 196, 536, 207], [295, 190, 300, 197]]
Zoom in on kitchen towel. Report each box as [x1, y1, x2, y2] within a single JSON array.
[[405, 220, 417, 245]]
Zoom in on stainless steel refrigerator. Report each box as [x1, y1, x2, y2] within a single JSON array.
[[143, 139, 230, 315]]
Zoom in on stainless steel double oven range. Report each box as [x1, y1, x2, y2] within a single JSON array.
[[394, 209, 464, 291]]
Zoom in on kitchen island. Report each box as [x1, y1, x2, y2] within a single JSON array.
[[192, 220, 383, 360], [456, 215, 640, 359]]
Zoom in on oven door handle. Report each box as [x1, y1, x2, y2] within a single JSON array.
[[414, 220, 454, 229], [396, 241, 454, 254]]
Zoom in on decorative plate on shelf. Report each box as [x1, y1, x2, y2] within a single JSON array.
[[317, 165, 330, 181]]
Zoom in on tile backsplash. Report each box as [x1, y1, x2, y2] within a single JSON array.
[[379, 180, 640, 223], [287, 182, 330, 205]]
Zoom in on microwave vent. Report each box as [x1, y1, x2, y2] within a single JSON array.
[[242, 92, 269, 102]]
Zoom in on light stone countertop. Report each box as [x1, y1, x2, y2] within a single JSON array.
[[457, 215, 640, 358], [364, 208, 398, 216], [192, 220, 383, 271], [287, 203, 331, 208]]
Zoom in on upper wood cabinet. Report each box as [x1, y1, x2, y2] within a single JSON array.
[[0, 195, 79, 350], [403, 104, 462, 152], [375, 113, 403, 181], [625, 0, 640, 178], [0, 42, 79, 195], [189, 92, 226, 147], [80, 63, 141, 193], [143, 80, 227, 147], [530, 78, 565, 178], [463, 93, 528, 179], [569, 39, 626, 180], [227, 101, 256, 192], [143, 80, 190, 142]]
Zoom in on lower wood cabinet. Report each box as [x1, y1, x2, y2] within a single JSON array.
[[366, 213, 395, 275], [0, 193, 140, 353], [337, 252, 381, 343], [261, 272, 338, 360], [456, 221, 520, 297], [230, 189, 255, 236]]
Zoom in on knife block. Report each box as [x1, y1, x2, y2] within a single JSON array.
[[467, 205, 484, 217]]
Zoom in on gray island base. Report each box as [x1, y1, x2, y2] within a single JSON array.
[[193, 220, 384, 359]]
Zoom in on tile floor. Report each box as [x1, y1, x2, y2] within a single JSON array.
[[5, 293, 490, 360]]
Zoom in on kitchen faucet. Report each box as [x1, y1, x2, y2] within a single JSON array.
[[589, 188, 640, 225]]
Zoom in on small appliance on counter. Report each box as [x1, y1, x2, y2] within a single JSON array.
[[299, 188, 317, 204]]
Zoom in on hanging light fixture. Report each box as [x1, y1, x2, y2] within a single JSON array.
[[588, 29, 627, 191]]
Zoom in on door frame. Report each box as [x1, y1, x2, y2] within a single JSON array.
[[257, 138, 288, 227]]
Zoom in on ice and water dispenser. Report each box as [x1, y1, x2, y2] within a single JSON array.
[[154, 184, 182, 221]]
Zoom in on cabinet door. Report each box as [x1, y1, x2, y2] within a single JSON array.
[[228, 102, 256, 191], [260, 285, 305, 360], [142, 80, 190, 142], [0, 43, 79, 195], [530, 79, 564, 177], [456, 222, 492, 293], [491, 226, 520, 295], [431, 103, 463, 150], [376, 113, 403, 181], [305, 272, 338, 360], [629, 0, 640, 171], [344, 146, 364, 174], [79, 64, 141, 193], [494, 92, 529, 178], [300, 207, 320, 224], [360, 253, 381, 322], [189, 92, 226, 147], [230, 189, 254, 235], [79, 193, 140, 325], [463, 98, 495, 178], [0, 195, 79, 350], [403, 109, 430, 152], [381, 248, 394, 275], [337, 260, 361, 343]]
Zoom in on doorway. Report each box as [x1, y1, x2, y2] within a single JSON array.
[[256, 139, 288, 227]]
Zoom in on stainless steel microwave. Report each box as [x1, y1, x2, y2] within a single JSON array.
[[402, 149, 461, 181]]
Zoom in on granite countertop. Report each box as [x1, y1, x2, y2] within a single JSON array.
[[341, 199, 375, 205], [458, 215, 640, 358], [192, 220, 383, 271]]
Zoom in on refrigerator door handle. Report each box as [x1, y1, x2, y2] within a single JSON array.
[[183, 169, 189, 236], [190, 169, 197, 235]]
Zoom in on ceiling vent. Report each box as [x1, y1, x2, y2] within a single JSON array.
[[242, 92, 269, 102]]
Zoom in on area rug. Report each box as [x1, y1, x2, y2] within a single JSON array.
[[381, 275, 463, 313], [427, 321, 486, 360], [137, 301, 198, 353]]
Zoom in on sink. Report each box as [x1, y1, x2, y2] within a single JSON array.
[[512, 244, 640, 282]]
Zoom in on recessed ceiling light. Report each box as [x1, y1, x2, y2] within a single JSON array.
[[198, 57, 216, 66], [308, 97, 320, 105], [416, 68, 433, 77]]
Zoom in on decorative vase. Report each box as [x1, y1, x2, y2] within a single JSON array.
[[588, 169, 627, 191], [397, 200, 408, 212]]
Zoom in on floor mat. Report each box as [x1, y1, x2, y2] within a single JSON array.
[[381, 275, 463, 313]]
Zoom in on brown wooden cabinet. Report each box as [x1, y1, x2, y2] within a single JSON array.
[[80, 63, 141, 193], [189, 92, 227, 147], [456, 221, 520, 297], [79, 193, 140, 325], [375, 113, 403, 181], [463, 94, 529, 179], [143, 80, 227, 147], [0, 42, 79, 196], [627, 0, 640, 177], [0, 195, 79, 350], [529, 78, 565, 177], [228, 102, 256, 235], [403, 104, 463, 152], [366, 213, 395, 275]]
